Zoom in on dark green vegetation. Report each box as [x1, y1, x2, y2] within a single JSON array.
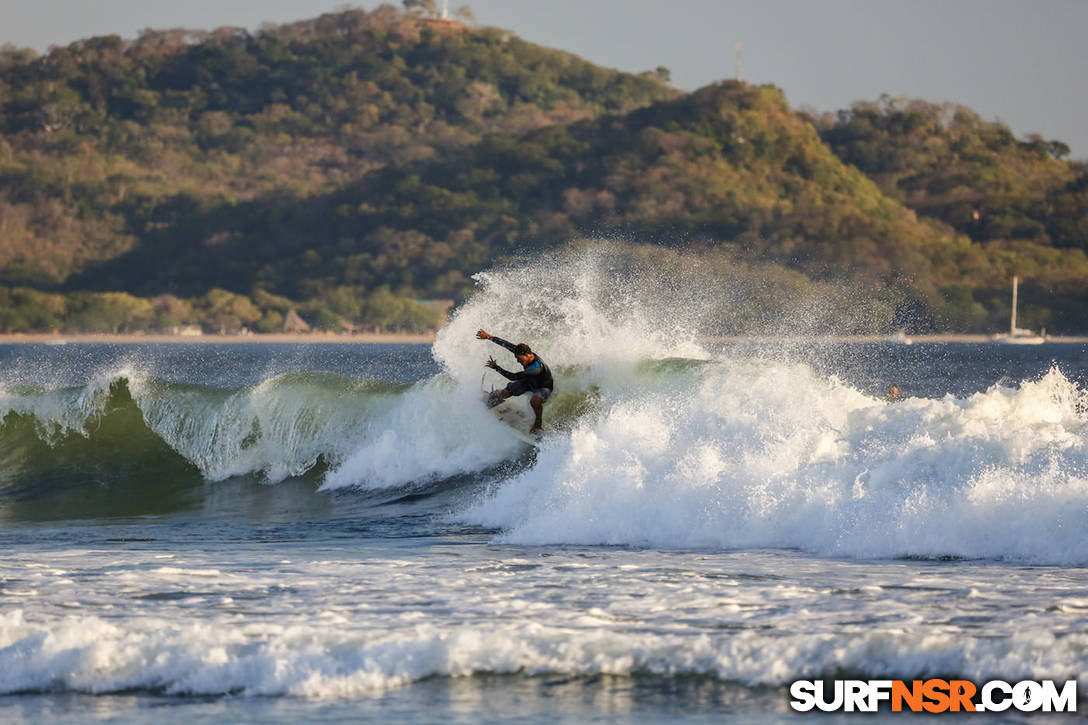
[[813, 97, 1088, 331], [1, 5, 1085, 334]]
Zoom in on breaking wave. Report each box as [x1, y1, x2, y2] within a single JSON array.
[[3, 248, 1087, 563], [441, 248, 1088, 564], [0, 370, 407, 500]]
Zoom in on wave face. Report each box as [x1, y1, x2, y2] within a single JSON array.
[[0, 370, 404, 511]]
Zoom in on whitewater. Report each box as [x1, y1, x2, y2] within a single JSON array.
[[1, 252, 1087, 721]]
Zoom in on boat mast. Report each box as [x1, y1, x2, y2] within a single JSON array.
[[1010, 275, 1019, 335]]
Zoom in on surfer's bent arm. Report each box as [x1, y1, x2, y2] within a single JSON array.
[[493, 363, 544, 382]]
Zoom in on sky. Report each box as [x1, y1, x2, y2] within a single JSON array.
[[2, 0, 1085, 158]]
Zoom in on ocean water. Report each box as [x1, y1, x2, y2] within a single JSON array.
[[2, 263, 1088, 722]]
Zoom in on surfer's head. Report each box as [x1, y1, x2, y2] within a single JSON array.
[[514, 343, 534, 365]]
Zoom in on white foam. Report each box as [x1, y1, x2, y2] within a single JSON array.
[[2, 533, 1085, 699], [460, 362, 1088, 564], [2, 608, 1085, 697], [320, 376, 523, 490], [327, 247, 1088, 564]]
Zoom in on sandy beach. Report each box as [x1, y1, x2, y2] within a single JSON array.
[[2, 332, 1087, 345], [0, 332, 438, 345], [705, 334, 1088, 344]]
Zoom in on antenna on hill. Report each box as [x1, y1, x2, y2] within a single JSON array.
[[735, 42, 743, 82]]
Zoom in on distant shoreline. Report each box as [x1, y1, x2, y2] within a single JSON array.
[[0, 332, 438, 345], [3, 332, 1087, 345], [704, 334, 1088, 344]]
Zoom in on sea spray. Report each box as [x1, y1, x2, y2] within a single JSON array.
[[0, 367, 133, 445], [323, 247, 716, 490], [433, 246, 714, 386]]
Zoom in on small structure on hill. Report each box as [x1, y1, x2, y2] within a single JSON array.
[[283, 309, 311, 333], [172, 325, 203, 337]]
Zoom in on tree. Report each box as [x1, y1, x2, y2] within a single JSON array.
[[308, 306, 343, 331], [195, 289, 261, 333], [65, 292, 153, 333], [151, 294, 193, 329], [363, 288, 442, 332]]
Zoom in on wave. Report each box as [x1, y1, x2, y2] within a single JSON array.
[[0, 362, 575, 519], [1, 608, 1084, 697], [410, 247, 1088, 564], [11, 348, 1085, 563], [0, 370, 409, 503], [5, 247, 1088, 563]]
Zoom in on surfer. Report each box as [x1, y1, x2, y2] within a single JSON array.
[[477, 329, 553, 433], [886, 384, 906, 402]]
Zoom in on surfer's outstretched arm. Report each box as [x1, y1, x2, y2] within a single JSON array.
[[477, 329, 518, 354]]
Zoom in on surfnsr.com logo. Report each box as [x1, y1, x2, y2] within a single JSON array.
[[789, 679, 1078, 713]]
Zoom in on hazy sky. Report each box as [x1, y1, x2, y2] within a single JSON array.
[[3, 0, 1085, 157]]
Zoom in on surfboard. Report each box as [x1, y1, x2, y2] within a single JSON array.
[[483, 390, 542, 446]]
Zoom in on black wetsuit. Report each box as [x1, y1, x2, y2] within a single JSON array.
[[489, 336, 554, 395]]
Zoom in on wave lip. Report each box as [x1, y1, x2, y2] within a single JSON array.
[[130, 371, 390, 483]]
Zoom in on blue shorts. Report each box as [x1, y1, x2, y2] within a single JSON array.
[[505, 381, 552, 401]]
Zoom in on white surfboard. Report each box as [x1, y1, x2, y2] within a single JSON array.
[[483, 390, 542, 446]]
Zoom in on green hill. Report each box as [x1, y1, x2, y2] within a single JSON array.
[[0, 6, 674, 287], [814, 97, 1086, 246], [813, 97, 1088, 330], [1, 6, 1087, 334], [67, 81, 1002, 332]]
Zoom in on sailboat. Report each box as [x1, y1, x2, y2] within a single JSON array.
[[995, 276, 1046, 345]]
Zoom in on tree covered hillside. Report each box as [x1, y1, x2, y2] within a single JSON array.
[[813, 97, 1088, 330], [0, 6, 1086, 334], [73, 81, 1088, 332], [814, 97, 1087, 247], [0, 5, 674, 286]]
